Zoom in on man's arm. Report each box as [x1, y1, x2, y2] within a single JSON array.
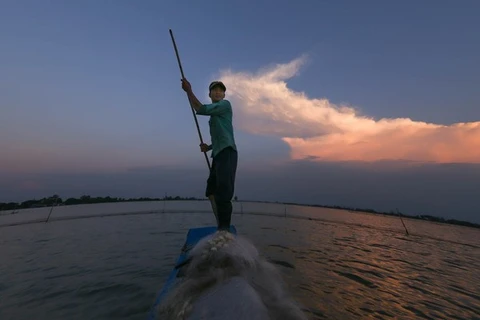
[[186, 90, 204, 113], [196, 99, 231, 116]]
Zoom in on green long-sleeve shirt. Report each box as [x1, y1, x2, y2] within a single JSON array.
[[196, 99, 237, 158]]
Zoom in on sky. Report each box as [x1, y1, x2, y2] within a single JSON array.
[[1, 0, 479, 223]]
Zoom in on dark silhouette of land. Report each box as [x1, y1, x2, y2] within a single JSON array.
[[1, 194, 479, 229]]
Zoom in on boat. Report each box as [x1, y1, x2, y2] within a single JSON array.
[[146, 225, 238, 320]]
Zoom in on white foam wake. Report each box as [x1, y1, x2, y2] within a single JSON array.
[[157, 230, 308, 320]]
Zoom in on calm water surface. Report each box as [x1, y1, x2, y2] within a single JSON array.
[[1, 202, 479, 319]]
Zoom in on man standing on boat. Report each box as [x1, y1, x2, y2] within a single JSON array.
[[181, 78, 238, 231]]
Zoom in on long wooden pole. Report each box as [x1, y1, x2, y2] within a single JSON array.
[[45, 196, 58, 223], [169, 29, 218, 224], [396, 208, 409, 236]]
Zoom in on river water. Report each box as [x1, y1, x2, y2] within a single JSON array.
[[1, 201, 479, 319]]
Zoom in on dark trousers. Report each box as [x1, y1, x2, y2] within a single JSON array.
[[206, 147, 238, 229]]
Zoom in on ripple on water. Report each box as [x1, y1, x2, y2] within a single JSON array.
[[334, 271, 378, 289], [76, 281, 144, 298], [269, 259, 295, 269]]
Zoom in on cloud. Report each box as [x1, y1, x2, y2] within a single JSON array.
[[218, 56, 480, 163]]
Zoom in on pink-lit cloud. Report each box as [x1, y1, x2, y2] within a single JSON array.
[[218, 56, 480, 163]]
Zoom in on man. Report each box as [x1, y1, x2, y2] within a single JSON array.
[[181, 78, 238, 230]]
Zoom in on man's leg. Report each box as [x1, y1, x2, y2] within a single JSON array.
[[206, 159, 216, 197], [205, 160, 219, 225], [214, 147, 238, 230]]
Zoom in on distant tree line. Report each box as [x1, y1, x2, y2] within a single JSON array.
[[0, 194, 202, 212], [1, 194, 478, 229]]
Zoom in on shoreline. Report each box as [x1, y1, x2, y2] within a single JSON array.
[[1, 195, 479, 229]]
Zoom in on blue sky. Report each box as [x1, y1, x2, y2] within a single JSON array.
[[1, 1, 479, 222]]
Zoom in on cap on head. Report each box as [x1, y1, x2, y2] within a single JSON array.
[[209, 81, 226, 92]]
